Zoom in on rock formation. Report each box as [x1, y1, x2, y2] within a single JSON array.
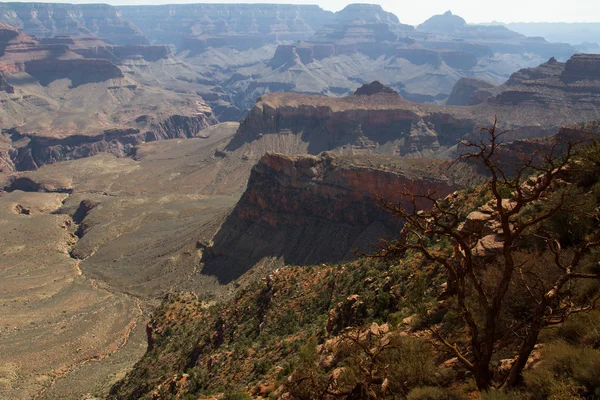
[[201, 152, 458, 283], [230, 59, 600, 157], [0, 22, 124, 86], [117, 4, 333, 50], [71, 43, 171, 63], [0, 22, 217, 170], [446, 77, 496, 106], [0, 70, 13, 92], [354, 81, 399, 96], [0, 3, 150, 45], [488, 54, 600, 114], [227, 88, 472, 156], [417, 10, 468, 34], [6, 112, 217, 171], [417, 11, 576, 60]]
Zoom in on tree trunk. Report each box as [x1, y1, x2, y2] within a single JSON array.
[[473, 362, 493, 391], [503, 305, 546, 388]]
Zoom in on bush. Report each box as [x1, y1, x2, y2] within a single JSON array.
[[553, 310, 600, 349], [480, 388, 525, 400], [222, 391, 251, 400], [407, 386, 462, 400], [252, 358, 272, 377], [524, 341, 600, 399]]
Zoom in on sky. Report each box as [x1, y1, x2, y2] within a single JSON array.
[[6, 0, 600, 25]]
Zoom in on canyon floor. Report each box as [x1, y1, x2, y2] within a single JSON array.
[[0, 123, 252, 399]]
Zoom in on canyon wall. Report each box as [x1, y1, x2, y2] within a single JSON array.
[[227, 90, 479, 156], [116, 4, 334, 49], [200, 152, 457, 283], [0, 3, 149, 45], [6, 114, 217, 171]]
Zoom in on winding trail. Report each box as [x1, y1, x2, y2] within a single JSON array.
[[26, 197, 147, 400]]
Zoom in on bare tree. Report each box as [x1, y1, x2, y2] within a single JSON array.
[[373, 119, 600, 390]]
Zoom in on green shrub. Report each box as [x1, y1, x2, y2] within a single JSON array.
[[407, 386, 462, 400], [273, 309, 300, 336], [553, 311, 600, 348], [524, 341, 600, 399], [222, 391, 251, 400], [252, 358, 272, 377], [481, 388, 525, 400]]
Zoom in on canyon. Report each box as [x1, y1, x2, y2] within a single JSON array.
[[0, 2, 599, 399], [0, 22, 216, 172], [0, 3, 585, 121]]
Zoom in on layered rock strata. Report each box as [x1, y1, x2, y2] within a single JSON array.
[[0, 22, 217, 170], [446, 78, 496, 106], [6, 113, 216, 171], [231, 56, 600, 157], [117, 4, 333, 50], [0, 3, 150, 45], [201, 152, 458, 283]]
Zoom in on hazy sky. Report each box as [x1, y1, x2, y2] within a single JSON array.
[[10, 0, 600, 25]]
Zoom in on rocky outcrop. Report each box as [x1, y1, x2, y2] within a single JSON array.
[[200, 152, 457, 283], [0, 3, 150, 45], [267, 42, 336, 68], [0, 22, 125, 86], [147, 114, 216, 141], [503, 57, 564, 86], [561, 53, 600, 82], [7, 113, 217, 170], [24, 58, 123, 87], [228, 91, 458, 155], [8, 129, 142, 170], [417, 11, 467, 33], [72, 44, 170, 63], [417, 11, 576, 61], [0, 70, 14, 93], [314, 4, 412, 42], [354, 81, 399, 96], [488, 54, 600, 113], [446, 78, 496, 105]]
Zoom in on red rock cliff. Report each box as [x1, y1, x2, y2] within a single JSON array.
[[200, 152, 458, 283]]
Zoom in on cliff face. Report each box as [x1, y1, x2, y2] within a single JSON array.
[[417, 11, 576, 60], [561, 53, 600, 81], [488, 54, 600, 113], [72, 44, 170, 63], [230, 64, 600, 158], [24, 58, 123, 87], [0, 22, 125, 86], [0, 70, 14, 92], [116, 4, 333, 50], [200, 152, 458, 284], [227, 89, 479, 156], [7, 114, 216, 171], [0, 3, 149, 45], [0, 22, 218, 170]]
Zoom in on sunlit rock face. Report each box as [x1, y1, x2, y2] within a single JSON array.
[[0, 3, 150, 45]]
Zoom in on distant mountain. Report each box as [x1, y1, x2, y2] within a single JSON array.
[[0, 2, 149, 45], [505, 22, 600, 46]]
